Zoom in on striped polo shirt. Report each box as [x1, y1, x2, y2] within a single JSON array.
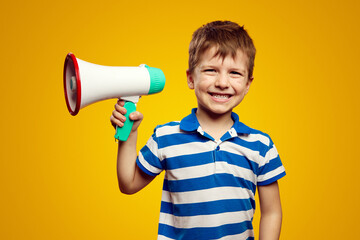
[[136, 109, 286, 240]]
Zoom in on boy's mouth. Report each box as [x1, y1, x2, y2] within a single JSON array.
[[209, 93, 232, 99]]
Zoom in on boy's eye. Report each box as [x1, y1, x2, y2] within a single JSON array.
[[230, 71, 242, 76], [204, 69, 216, 73]]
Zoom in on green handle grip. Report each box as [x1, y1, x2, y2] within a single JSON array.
[[114, 101, 137, 141]]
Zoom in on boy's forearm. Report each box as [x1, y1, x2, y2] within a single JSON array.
[[259, 211, 282, 240], [257, 182, 283, 240], [116, 130, 139, 194]]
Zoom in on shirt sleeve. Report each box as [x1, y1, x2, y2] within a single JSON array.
[[256, 136, 286, 186], [136, 127, 164, 177]]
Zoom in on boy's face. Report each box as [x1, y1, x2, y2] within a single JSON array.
[[187, 46, 253, 118]]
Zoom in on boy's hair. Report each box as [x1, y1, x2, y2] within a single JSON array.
[[188, 21, 256, 78]]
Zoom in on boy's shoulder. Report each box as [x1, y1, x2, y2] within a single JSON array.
[[242, 123, 272, 138], [240, 126, 274, 148], [230, 112, 275, 147], [152, 120, 182, 137]]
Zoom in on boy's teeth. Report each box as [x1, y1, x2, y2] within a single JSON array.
[[213, 94, 229, 99]]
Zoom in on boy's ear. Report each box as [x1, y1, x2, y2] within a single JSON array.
[[186, 70, 194, 89], [245, 76, 254, 94]]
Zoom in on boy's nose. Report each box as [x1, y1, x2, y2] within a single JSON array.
[[215, 74, 230, 89]]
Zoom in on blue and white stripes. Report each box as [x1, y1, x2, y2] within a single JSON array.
[[136, 110, 286, 240]]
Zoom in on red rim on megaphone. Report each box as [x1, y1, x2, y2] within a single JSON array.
[[63, 53, 81, 116]]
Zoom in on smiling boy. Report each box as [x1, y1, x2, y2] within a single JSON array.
[[111, 21, 286, 240]]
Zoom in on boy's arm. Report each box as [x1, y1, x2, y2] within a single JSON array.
[[258, 181, 282, 240], [111, 100, 155, 195]]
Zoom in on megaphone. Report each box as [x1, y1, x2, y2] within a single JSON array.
[[63, 53, 166, 141]]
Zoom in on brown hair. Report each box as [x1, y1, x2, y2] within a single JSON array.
[[188, 21, 256, 78]]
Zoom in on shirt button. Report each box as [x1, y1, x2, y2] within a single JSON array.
[[216, 146, 220, 151]]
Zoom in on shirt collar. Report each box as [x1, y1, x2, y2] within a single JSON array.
[[180, 108, 252, 135]]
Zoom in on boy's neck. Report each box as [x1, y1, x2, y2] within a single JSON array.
[[195, 108, 234, 142]]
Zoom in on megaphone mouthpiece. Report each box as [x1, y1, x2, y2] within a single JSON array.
[[144, 65, 166, 94]]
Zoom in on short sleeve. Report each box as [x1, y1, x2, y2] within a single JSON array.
[[136, 127, 164, 177], [256, 137, 286, 186]]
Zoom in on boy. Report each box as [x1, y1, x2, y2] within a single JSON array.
[[110, 21, 286, 240]]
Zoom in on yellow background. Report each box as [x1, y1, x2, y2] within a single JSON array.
[[1, 0, 359, 239]]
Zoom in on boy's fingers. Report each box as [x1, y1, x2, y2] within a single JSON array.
[[129, 111, 144, 121], [111, 100, 143, 131], [110, 115, 124, 128], [117, 99, 125, 106], [112, 110, 126, 122], [115, 103, 127, 115]]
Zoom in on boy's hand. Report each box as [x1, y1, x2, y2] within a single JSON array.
[[110, 99, 143, 133]]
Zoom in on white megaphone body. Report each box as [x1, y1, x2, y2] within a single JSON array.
[[63, 53, 166, 141]]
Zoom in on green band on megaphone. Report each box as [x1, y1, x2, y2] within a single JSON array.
[[145, 65, 166, 94]]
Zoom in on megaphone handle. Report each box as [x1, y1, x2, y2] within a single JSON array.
[[114, 101, 137, 141]]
